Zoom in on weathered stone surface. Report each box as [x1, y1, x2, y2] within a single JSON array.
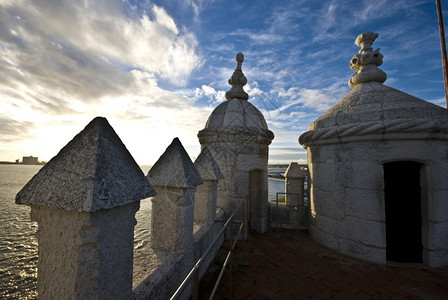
[[309, 163, 343, 191], [284, 162, 306, 179], [311, 187, 345, 220], [427, 161, 448, 189], [339, 239, 386, 264], [285, 163, 307, 207], [194, 147, 223, 181], [31, 202, 139, 299], [150, 187, 195, 251], [309, 219, 339, 250], [427, 189, 448, 222], [147, 137, 203, 188], [340, 216, 386, 248], [16, 117, 155, 212], [194, 148, 222, 223], [425, 249, 448, 268], [194, 180, 217, 223], [426, 221, 448, 249], [201, 99, 272, 134], [347, 162, 384, 190], [148, 138, 202, 251], [345, 188, 385, 221]]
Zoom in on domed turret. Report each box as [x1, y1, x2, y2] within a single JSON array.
[[299, 32, 448, 268], [199, 53, 273, 144], [198, 53, 274, 233]]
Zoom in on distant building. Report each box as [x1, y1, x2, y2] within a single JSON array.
[[23, 156, 39, 165]]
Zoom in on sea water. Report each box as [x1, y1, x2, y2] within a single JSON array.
[[0, 165, 285, 298], [0, 165, 40, 299]]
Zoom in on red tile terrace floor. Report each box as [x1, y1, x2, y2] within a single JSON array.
[[198, 229, 448, 299]]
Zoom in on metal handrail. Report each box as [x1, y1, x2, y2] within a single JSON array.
[[209, 219, 244, 300], [170, 198, 247, 300]]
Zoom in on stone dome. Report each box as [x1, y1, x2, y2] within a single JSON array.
[[198, 53, 274, 144], [204, 98, 269, 131], [299, 82, 448, 147], [198, 98, 274, 144], [300, 32, 448, 147]]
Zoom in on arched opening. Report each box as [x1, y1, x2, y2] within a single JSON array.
[[249, 170, 262, 231], [384, 161, 423, 263]]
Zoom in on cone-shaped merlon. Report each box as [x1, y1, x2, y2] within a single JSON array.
[[16, 117, 156, 212], [194, 147, 223, 181], [284, 162, 306, 179], [147, 138, 203, 188]]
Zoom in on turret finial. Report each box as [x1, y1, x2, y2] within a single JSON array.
[[348, 32, 387, 88], [225, 52, 249, 101]]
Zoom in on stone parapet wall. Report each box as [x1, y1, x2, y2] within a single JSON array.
[[133, 211, 225, 299], [16, 117, 234, 298]]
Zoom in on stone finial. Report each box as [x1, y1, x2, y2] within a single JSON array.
[[225, 52, 249, 101], [348, 32, 387, 88]]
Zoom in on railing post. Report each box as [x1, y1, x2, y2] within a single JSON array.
[[15, 117, 155, 299], [243, 197, 248, 240], [228, 217, 233, 300]]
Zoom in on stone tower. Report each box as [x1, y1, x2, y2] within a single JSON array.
[[299, 32, 448, 268], [198, 53, 274, 233]]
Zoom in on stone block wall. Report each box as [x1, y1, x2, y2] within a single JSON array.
[[307, 139, 448, 267], [204, 140, 270, 233]]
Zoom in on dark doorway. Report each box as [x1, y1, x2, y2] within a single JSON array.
[[249, 170, 262, 230], [384, 161, 423, 263]]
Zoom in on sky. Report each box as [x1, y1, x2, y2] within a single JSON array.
[[1, 0, 447, 165]]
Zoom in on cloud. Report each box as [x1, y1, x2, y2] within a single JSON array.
[[0, 116, 33, 143], [194, 84, 226, 105], [269, 146, 307, 164], [0, 1, 199, 101], [0, 0, 444, 166], [270, 84, 344, 116], [0, 0, 205, 163], [152, 5, 179, 34], [427, 97, 446, 107]]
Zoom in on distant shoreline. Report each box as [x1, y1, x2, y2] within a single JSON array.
[[268, 177, 285, 182], [0, 161, 46, 165]]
